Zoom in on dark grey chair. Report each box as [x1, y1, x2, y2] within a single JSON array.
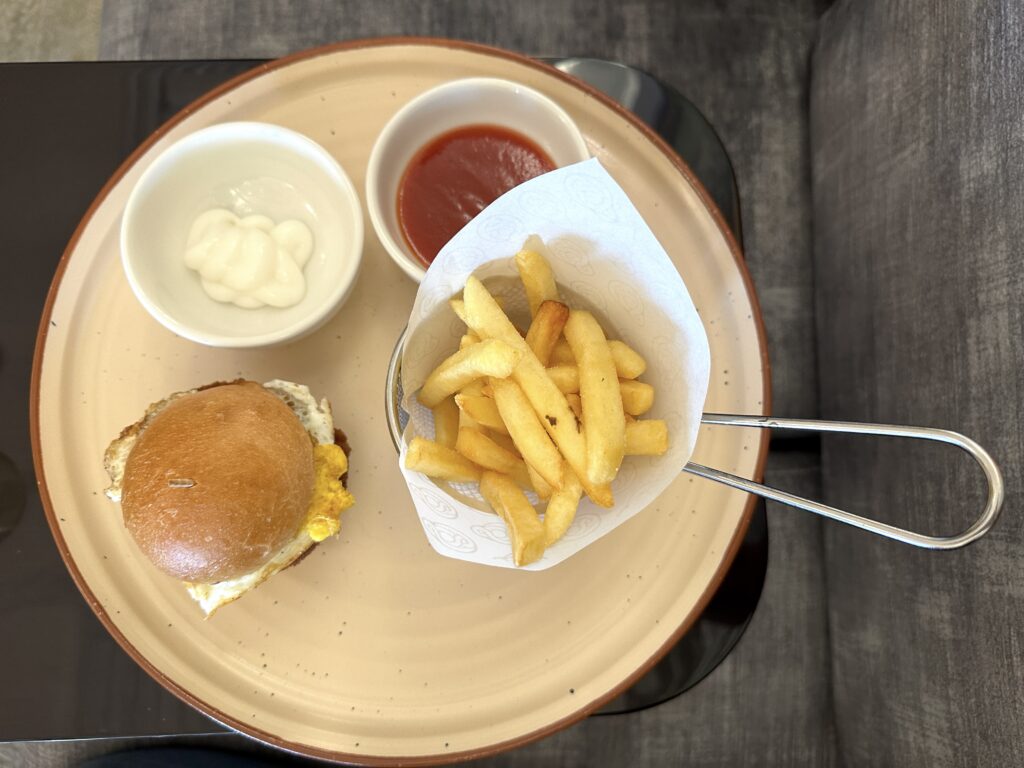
[[95, 1, 1021, 765]]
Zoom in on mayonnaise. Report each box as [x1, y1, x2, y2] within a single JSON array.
[[184, 209, 314, 309]]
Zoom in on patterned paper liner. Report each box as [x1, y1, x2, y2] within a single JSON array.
[[398, 159, 710, 570]]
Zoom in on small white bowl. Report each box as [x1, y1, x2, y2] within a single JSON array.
[[121, 121, 363, 348], [365, 77, 590, 282]]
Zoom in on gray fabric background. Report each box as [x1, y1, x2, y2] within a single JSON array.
[[13, 0, 1023, 765], [812, 0, 1023, 765]]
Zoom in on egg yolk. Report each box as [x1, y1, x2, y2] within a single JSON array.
[[305, 443, 355, 542]]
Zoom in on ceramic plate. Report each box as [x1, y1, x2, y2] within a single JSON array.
[[32, 39, 769, 765]]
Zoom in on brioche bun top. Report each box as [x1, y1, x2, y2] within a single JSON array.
[[120, 381, 314, 583]]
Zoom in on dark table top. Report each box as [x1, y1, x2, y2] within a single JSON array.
[[0, 60, 266, 741], [0, 57, 762, 743]]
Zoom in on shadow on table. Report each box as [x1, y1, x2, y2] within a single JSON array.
[[83, 747, 306, 767]]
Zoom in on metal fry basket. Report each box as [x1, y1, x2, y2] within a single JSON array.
[[385, 329, 1004, 550]]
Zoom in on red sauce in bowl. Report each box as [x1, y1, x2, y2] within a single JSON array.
[[397, 124, 555, 267]]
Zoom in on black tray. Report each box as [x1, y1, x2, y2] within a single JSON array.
[[0, 56, 766, 738]]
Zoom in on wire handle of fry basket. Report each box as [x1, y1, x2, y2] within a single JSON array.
[[690, 414, 1004, 549], [385, 331, 1003, 550]]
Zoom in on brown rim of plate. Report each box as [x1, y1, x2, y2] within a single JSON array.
[[29, 37, 772, 767]]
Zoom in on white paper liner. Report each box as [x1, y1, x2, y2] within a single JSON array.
[[398, 158, 710, 570]]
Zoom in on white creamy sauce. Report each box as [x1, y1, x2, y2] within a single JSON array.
[[184, 208, 314, 308]]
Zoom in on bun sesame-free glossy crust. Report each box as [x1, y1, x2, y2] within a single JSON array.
[[120, 382, 315, 583]]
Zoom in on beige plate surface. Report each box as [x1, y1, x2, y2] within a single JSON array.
[[32, 39, 769, 765]]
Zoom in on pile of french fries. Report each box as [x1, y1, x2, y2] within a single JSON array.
[[405, 244, 669, 566]]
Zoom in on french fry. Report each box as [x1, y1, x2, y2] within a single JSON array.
[[460, 379, 486, 397], [546, 365, 579, 393], [450, 297, 469, 324], [564, 310, 625, 485], [418, 338, 522, 408], [420, 237, 668, 566], [565, 393, 583, 420], [457, 384, 484, 429], [624, 420, 669, 456], [454, 393, 509, 434], [405, 437, 482, 483], [524, 300, 570, 366], [489, 377, 564, 490], [431, 397, 460, 449], [527, 464, 553, 500], [507, 460, 538, 493], [551, 339, 646, 378], [458, 408, 480, 431], [487, 430, 520, 456], [550, 338, 576, 366], [465, 277, 613, 507], [515, 246, 559, 317], [608, 340, 647, 379], [619, 379, 655, 416], [478, 471, 506, 515], [451, 295, 504, 323], [544, 464, 582, 546], [479, 471, 546, 566], [455, 428, 533, 491], [548, 365, 655, 414], [584, 466, 614, 515]]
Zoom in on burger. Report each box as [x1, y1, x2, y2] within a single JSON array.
[[103, 379, 355, 617]]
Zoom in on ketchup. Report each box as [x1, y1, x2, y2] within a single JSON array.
[[397, 125, 555, 267]]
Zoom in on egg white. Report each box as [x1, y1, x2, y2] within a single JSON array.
[[185, 527, 317, 615], [262, 379, 335, 445]]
